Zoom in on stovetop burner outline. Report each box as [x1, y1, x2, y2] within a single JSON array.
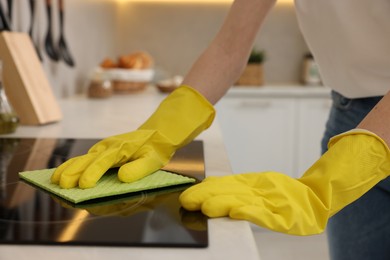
[[0, 138, 208, 248]]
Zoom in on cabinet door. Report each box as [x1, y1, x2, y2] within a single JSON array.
[[296, 98, 331, 176], [216, 97, 296, 175]]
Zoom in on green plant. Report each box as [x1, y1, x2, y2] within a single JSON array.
[[248, 49, 265, 64]]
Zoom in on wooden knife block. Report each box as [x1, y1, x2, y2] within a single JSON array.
[[0, 31, 62, 125]]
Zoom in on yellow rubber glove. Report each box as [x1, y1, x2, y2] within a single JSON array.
[[179, 130, 390, 235], [51, 85, 215, 189]]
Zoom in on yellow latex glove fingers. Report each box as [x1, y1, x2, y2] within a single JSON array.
[[180, 173, 326, 235], [52, 86, 215, 189], [180, 130, 390, 235], [51, 130, 173, 189]]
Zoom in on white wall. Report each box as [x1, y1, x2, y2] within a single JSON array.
[[4, 0, 308, 98], [115, 1, 309, 84], [8, 0, 117, 98]]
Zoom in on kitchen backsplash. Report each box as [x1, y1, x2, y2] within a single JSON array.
[[8, 0, 308, 98]]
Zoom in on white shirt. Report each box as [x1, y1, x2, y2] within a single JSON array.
[[295, 0, 390, 98]]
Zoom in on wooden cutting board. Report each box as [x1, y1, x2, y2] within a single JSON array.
[[0, 31, 62, 125]]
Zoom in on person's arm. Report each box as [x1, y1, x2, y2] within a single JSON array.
[[180, 93, 390, 235], [183, 0, 276, 104], [357, 91, 390, 146], [52, 0, 277, 189]]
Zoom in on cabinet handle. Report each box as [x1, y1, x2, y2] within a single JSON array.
[[237, 100, 272, 108]]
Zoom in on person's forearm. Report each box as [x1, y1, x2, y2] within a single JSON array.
[[182, 0, 276, 104], [357, 91, 390, 147]]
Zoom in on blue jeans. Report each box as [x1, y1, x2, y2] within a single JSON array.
[[321, 91, 390, 260]]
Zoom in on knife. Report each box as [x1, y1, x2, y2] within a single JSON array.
[[0, 2, 10, 31], [7, 0, 12, 25]]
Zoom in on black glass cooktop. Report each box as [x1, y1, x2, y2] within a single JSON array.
[[0, 138, 208, 248]]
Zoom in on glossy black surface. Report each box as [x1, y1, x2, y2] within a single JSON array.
[[0, 138, 207, 247]]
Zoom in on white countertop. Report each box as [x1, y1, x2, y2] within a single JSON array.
[[1, 86, 261, 260]]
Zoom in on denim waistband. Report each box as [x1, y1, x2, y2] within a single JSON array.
[[331, 91, 383, 111]]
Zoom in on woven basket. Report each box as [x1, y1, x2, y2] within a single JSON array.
[[105, 68, 154, 93], [236, 64, 264, 86], [113, 81, 148, 93]]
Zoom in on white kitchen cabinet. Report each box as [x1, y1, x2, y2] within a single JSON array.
[[216, 86, 331, 178], [216, 97, 296, 175], [296, 97, 332, 175]]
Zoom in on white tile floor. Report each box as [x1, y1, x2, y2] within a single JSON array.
[[251, 225, 330, 260]]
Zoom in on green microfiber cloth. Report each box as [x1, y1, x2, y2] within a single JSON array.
[[19, 168, 196, 204]]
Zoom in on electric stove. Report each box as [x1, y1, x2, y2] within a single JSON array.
[[0, 138, 208, 248]]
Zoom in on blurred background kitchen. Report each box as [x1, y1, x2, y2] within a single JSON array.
[[9, 0, 309, 97], [4, 0, 330, 259]]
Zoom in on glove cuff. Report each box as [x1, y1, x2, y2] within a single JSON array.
[[306, 128, 390, 216], [328, 129, 390, 153], [139, 85, 215, 148]]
